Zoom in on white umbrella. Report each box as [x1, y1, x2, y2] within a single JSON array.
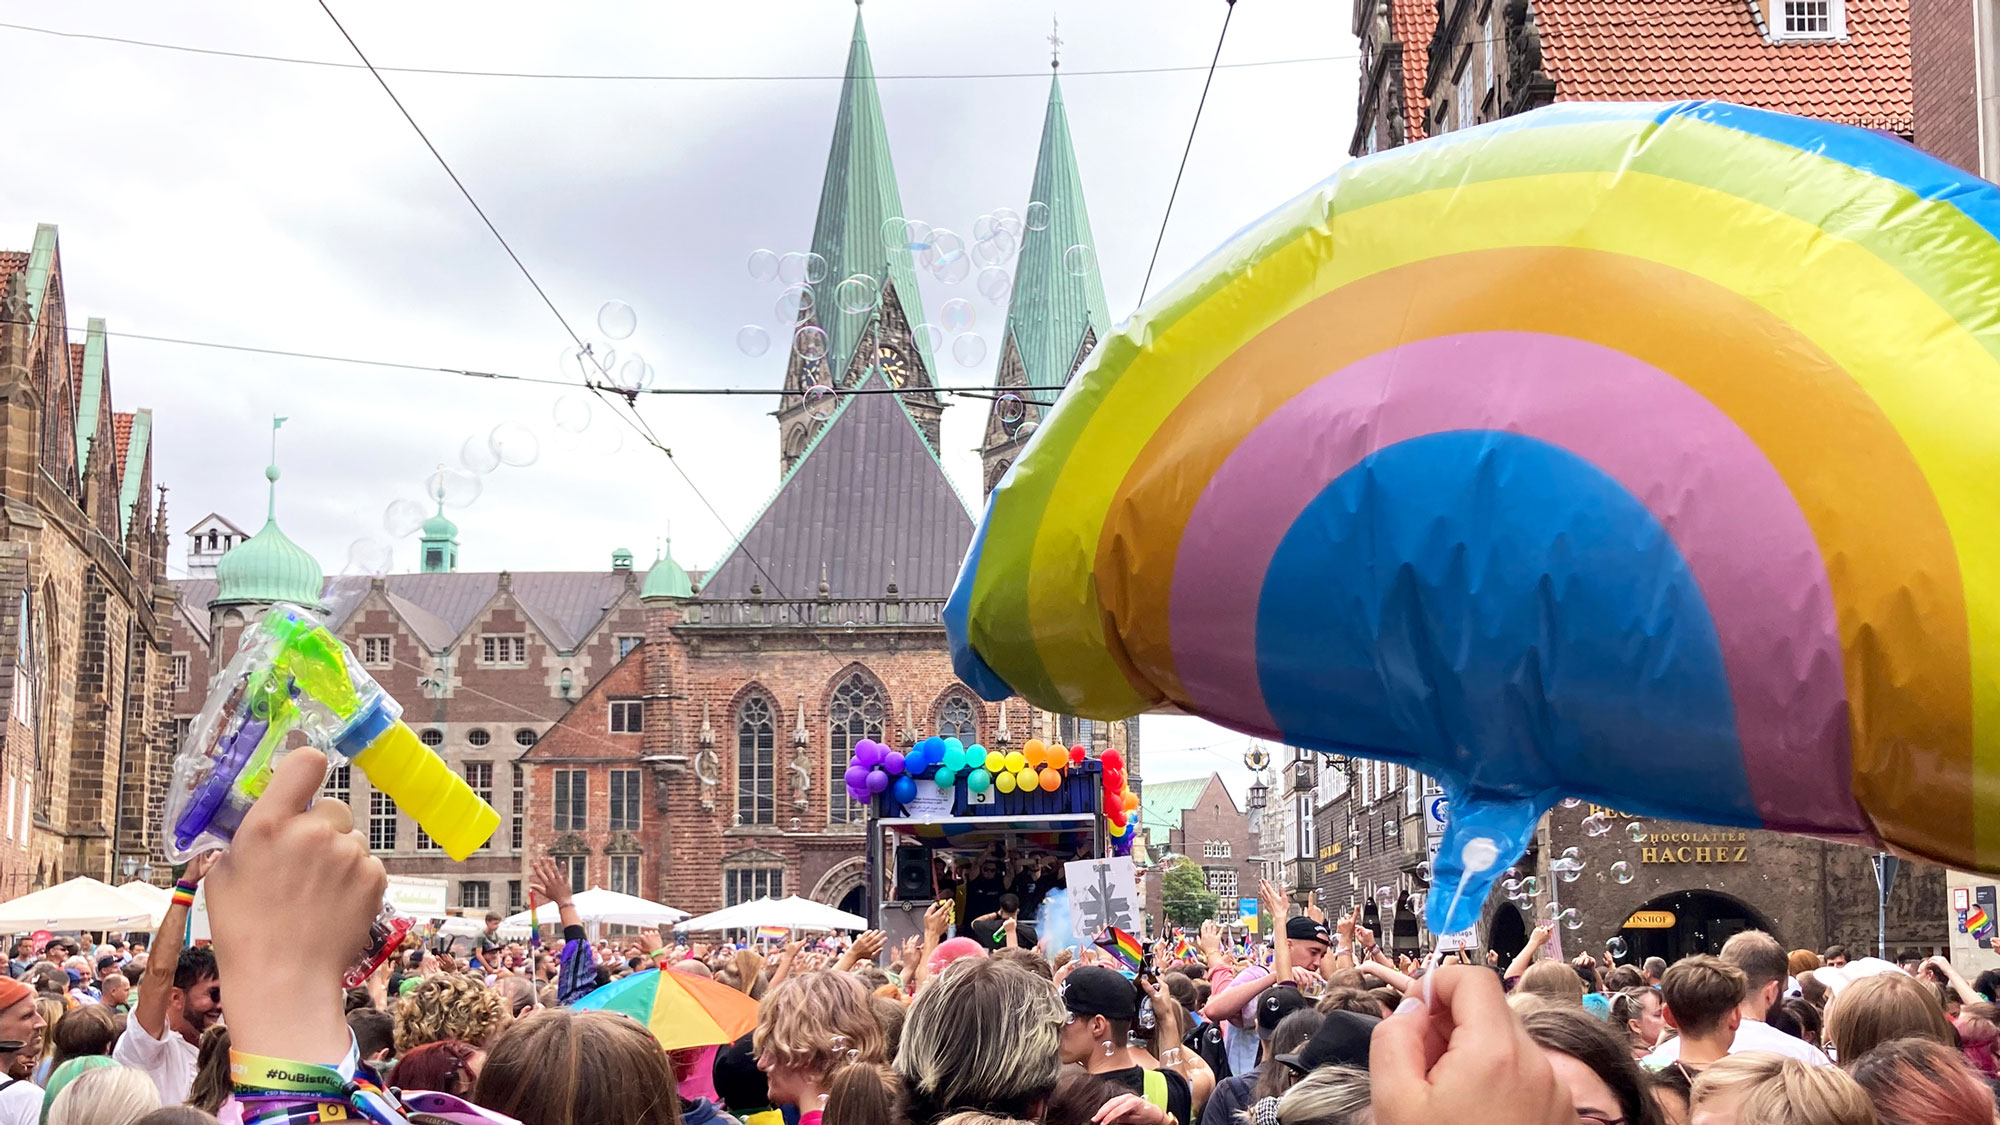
[[432, 916, 533, 942], [116, 881, 170, 905], [676, 895, 868, 934], [0, 877, 162, 932], [500, 887, 687, 930]]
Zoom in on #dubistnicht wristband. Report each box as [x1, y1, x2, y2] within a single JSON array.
[[230, 1044, 406, 1125]]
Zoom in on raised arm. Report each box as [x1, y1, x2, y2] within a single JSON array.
[[1503, 925, 1552, 983], [134, 850, 218, 1039]]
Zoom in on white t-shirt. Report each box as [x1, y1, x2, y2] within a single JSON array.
[[0, 1076, 40, 1125], [112, 1016, 200, 1103], [1644, 1017, 1831, 1067]]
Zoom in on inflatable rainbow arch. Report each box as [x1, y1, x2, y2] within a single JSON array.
[[946, 101, 2000, 931]]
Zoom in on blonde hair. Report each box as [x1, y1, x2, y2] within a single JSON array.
[[1273, 1065, 1371, 1125], [896, 959, 1064, 1123], [1518, 960, 1585, 1005], [1737, 1057, 1877, 1125], [48, 1063, 160, 1125], [1825, 973, 1954, 1062], [1690, 1052, 1787, 1114], [393, 972, 510, 1053], [755, 969, 886, 1080]]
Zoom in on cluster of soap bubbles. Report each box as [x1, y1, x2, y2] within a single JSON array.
[[1552, 846, 1586, 883], [345, 300, 641, 578]]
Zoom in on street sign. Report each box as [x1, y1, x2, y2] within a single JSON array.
[[1425, 793, 1449, 840], [1624, 910, 1676, 929], [1435, 927, 1478, 952]]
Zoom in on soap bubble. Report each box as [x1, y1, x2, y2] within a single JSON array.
[[558, 344, 592, 381], [1582, 813, 1612, 837], [460, 433, 501, 475], [1626, 822, 1648, 843], [993, 207, 1023, 239], [552, 395, 592, 433], [1559, 862, 1583, 883], [616, 355, 656, 393], [1560, 846, 1580, 864], [748, 249, 780, 282], [346, 537, 392, 576], [1561, 908, 1582, 930], [737, 325, 771, 357], [778, 252, 808, 284], [1014, 419, 1039, 441], [384, 499, 427, 538], [1025, 201, 1052, 230], [941, 298, 975, 333], [585, 345, 616, 376], [1606, 936, 1628, 958], [951, 334, 987, 367], [913, 323, 944, 352], [1611, 861, 1635, 884], [922, 229, 965, 270], [489, 422, 539, 467], [1063, 244, 1095, 276], [1519, 875, 1539, 897], [803, 252, 829, 284], [972, 239, 1005, 268], [805, 383, 836, 421], [1560, 797, 1582, 809], [972, 213, 999, 241], [425, 467, 482, 509], [977, 267, 1011, 303], [597, 300, 637, 340], [1374, 886, 1394, 908], [1542, 900, 1561, 920], [1408, 891, 1426, 914], [881, 217, 909, 251], [777, 284, 814, 325], [1416, 860, 1432, 881], [988, 229, 1017, 260], [794, 325, 830, 360], [903, 220, 934, 251], [996, 393, 1026, 424], [932, 250, 971, 285], [835, 274, 879, 315]]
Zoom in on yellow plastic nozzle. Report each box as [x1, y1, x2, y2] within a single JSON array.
[[350, 719, 500, 861]]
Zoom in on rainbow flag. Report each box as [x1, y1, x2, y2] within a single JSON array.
[[1097, 926, 1144, 972], [1970, 906, 1993, 939], [755, 925, 789, 942], [1170, 933, 1196, 962]]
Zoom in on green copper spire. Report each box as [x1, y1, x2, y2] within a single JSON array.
[[641, 538, 693, 599], [75, 318, 106, 474], [214, 417, 325, 609], [419, 485, 458, 574], [1004, 73, 1111, 405], [805, 8, 934, 380]]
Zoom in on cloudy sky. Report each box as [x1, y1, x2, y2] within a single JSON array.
[[4, 0, 1356, 794]]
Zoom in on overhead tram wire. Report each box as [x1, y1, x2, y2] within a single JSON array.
[[311, 0, 791, 598], [1138, 0, 1235, 307]]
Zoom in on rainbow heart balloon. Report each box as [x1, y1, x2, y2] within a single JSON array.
[[946, 100, 2000, 935]]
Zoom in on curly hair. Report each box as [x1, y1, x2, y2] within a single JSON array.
[[754, 970, 886, 1081], [393, 972, 509, 1054]]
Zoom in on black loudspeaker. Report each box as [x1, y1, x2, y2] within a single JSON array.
[[894, 846, 934, 901]]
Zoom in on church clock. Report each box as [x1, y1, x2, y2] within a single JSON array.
[[878, 345, 909, 388]]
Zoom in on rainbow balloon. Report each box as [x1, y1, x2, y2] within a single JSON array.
[[946, 101, 2000, 934]]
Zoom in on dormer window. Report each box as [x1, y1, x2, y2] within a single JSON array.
[[1772, 0, 1842, 40]]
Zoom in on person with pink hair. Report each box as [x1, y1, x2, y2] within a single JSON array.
[[1952, 1001, 2000, 1078]]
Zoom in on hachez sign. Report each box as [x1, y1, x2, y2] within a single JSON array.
[[1625, 910, 1677, 929], [1640, 830, 1749, 865]]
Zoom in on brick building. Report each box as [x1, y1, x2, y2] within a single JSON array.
[[1911, 0, 2000, 175], [0, 225, 178, 895], [1137, 774, 1256, 935], [526, 13, 1138, 917]]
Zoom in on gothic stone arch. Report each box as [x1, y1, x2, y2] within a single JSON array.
[[811, 856, 866, 909]]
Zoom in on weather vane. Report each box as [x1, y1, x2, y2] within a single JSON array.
[[1049, 16, 1063, 70]]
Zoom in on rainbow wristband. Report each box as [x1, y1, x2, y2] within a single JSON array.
[[170, 881, 197, 911], [231, 1048, 405, 1125]]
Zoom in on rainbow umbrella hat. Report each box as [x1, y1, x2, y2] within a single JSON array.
[[573, 968, 761, 1050]]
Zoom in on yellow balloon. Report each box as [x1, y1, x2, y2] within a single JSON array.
[[1005, 751, 1028, 773], [985, 750, 1007, 773], [1016, 767, 1039, 792], [995, 770, 1018, 794]]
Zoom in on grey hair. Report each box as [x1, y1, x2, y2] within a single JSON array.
[[1251, 1065, 1371, 1125], [48, 1064, 160, 1125], [895, 959, 1065, 1120]]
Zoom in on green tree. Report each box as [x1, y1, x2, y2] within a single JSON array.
[[1161, 858, 1220, 930]]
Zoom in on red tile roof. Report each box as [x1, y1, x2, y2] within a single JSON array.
[[68, 342, 84, 376], [0, 251, 25, 296], [1536, 0, 1911, 133], [112, 411, 134, 470], [1394, 0, 1439, 142]]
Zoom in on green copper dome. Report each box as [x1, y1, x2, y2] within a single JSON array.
[[214, 516, 325, 609], [422, 511, 457, 538], [641, 540, 693, 599]]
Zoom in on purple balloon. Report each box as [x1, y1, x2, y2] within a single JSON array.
[[882, 751, 907, 776], [866, 768, 890, 794], [855, 740, 883, 767], [844, 764, 868, 788], [848, 784, 868, 805]]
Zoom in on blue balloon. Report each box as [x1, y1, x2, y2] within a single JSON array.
[[892, 774, 918, 804]]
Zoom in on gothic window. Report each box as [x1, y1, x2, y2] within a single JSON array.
[[936, 693, 977, 745], [737, 693, 776, 826], [725, 864, 783, 906], [828, 672, 885, 825], [785, 425, 810, 460], [12, 590, 35, 731]]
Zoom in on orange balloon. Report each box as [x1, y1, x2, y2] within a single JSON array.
[[1122, 790, 1139, 813], [1039, 767, 1062, 792], [1023, 742, 1045, 770]]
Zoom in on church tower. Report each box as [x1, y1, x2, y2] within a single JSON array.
[[980, 57, 1112, 495], [775, 5, 943, 476]]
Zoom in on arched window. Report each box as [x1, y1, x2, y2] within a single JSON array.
[[11, 590, 34, 732], [827, 672, 885, 825], [937, 693, 977, 745], [736, 693, 776, 827]]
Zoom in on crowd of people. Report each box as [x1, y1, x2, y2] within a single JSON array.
[[0, 750, 1992, 1124]]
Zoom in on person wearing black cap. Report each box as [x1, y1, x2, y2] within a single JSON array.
[[1202, 882, 1331, 1078], [1060, 965, 1193, 1125]]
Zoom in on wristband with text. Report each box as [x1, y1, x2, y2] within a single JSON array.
[[231, 1043, 406, 1125]]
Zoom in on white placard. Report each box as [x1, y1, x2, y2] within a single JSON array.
[[900, 786, 955, 822], [1434, 926, 1479, 952], [1424, 792, 1449, 841], [1065, 856, 1138, 937]]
